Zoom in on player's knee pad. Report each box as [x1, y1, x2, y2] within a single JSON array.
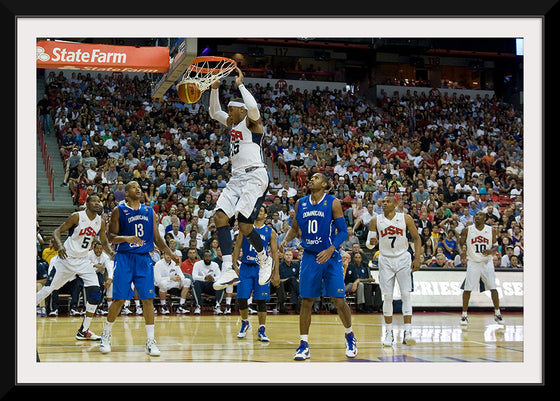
[[400, 291, 413, 316], [237, 298, 248, 310], [256, 300, 267, 313], [85, 302, 98, 314], [85, 286, 102, 305], [382, 294, 393, 316]]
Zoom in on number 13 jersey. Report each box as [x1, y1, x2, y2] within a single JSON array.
[[115, 202, 154, 254], [375, 212, 409, 257]]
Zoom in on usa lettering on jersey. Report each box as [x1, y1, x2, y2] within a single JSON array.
[[471, 235, 489, 245], [379, 225, 404, 237], [78, 227, 98, 236], [231, 129, 243, 141]]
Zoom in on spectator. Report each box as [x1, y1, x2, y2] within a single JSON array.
[[429, 250, 453, 268], [277, 180, 297, 199], [153, 252, 191, 314], [439, 229, 458, 260], [344, 251, 381, 313], [276, 249, 300, 313], [500, 245, 515, 268], [412, 180, 429, 204], [341, 227, 360, 252], [41, 238, 58, 264], [36, 255, 49, 317], [180, 247, 199, 279], [509, 254, 522, 269], [191, 250, 225, 315]]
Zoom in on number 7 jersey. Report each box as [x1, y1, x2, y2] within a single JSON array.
[[375, 212, 409, 257]]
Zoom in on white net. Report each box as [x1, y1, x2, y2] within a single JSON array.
[[178, 56, 237, 92]]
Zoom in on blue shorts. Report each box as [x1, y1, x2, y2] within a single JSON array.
[[237, 263, 270, 301], [299, 250, 345, 299], [112, 252, 155, 300]]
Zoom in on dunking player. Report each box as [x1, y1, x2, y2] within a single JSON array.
[[208, 67, 273, 290], [458, 211, 505, 326], [231, 205, 280, 342], [279, 172, 357, 360], [367, 195, 422, 347], [100, 181, 180, 356], [36, 194, 113, 340]]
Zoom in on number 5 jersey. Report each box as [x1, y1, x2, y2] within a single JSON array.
[[63, 210, 102, 259]]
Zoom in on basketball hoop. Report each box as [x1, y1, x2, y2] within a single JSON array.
[[178, 56, 237, 93]]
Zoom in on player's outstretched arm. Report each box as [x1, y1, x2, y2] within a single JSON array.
[[209, 79, 229, 126], [235, 67, 260, 122]]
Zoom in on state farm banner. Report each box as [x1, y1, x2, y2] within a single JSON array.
[[36, 40, 169, 73]]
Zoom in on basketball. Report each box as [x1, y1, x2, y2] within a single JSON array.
[[177, 82, 202, 103]]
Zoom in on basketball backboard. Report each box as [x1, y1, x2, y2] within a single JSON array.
[[151, 37, 197, 100]]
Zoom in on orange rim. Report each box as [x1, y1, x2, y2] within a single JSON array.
[[189, 56, 237, 74]]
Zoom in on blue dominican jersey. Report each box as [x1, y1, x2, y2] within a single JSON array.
[[295, 193, 337, 254], [115, 202, 155, 254], [241, 224, 272, 265]]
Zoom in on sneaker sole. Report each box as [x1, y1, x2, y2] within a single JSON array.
[[213, 278, 240, 290], [258, 272, 272, 286], [294, 353, 310, 360], [76, 336, 101, 341], [346, 351, 358, 358], [99, 344, 111, 354]]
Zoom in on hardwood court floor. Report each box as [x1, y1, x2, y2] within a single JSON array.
[[36, 310, 523, 364]]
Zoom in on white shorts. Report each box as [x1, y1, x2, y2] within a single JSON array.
[[47, 255, 100, 290], [377, 252, 413, 296], [215, 167, 268, 221], [463, 258, 496, 292], [155, 276, 191, 292]]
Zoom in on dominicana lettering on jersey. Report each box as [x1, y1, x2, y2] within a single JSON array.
[[126, 214, 150, 223], [302, 210, 325, 219], [296, 194, 334, 253]]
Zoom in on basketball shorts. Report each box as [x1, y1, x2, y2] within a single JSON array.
[[215, 167, 268, 223], [299, 250, 345, 299], [46, 255, 100, 290], [237, 262, 270, 300], [377, 252, 413, 296], [112, 252, 155, 300], [463, 258, 496, 292]]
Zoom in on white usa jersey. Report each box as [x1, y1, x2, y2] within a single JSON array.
[[376, 212, 409, 257], [465, 224, 493, 263], [229, 117, 265, 175], [64, 211, 102, 259]]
